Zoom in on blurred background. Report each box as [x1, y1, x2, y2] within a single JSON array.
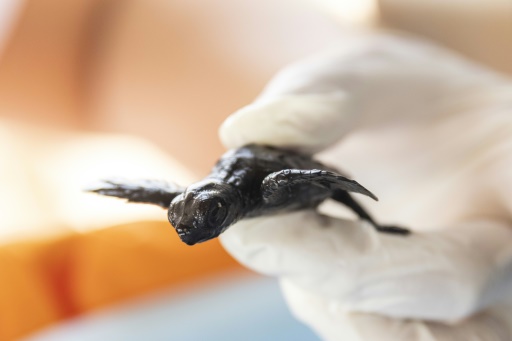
[[0, 0, 510, 340]]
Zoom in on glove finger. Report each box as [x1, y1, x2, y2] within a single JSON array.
[[219, 91, 350, 153], [220, 32, 509, 152], [220, 211, 512, 321], [220, 210, 374, 276], [281, 279, 512, 341]]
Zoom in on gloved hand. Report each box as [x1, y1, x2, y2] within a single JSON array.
[[218, 33, 512, 341]]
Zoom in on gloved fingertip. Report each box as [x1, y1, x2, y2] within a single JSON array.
[[219, 92, 352, 152]]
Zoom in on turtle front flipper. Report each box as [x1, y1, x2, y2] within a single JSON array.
[[262, 169, 378, 204], [261, 169, 409, 235], [86, 179, 185, 208]]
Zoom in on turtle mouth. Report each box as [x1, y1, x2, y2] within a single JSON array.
[[175, 226, 191, 237], [176, 231, 196, 245], [178, 234, 210, 246], [174, 225, 211, 246]]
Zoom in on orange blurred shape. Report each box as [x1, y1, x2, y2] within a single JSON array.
[[0, 122, 246, 341], [0, 221, 243, 341]]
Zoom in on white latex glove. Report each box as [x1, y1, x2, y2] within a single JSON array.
[[218, 33, 512, 341]]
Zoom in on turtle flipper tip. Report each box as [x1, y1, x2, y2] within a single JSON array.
[[83, 179, 116, 192], [84, 178, 184, 209], [368, 191, 379, 202], [83, 179, 131, 198]]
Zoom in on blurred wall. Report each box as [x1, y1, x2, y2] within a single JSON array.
[[379, 0, 512, 75], [0, 0, 103, 128], [85, 0, 346, 174]]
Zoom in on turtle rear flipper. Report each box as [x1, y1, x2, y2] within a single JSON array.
[[86, 179, 184, 209], [331, 190, 410, 235]]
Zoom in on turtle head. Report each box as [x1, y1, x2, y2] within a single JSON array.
[[168, 179, 243, 245]]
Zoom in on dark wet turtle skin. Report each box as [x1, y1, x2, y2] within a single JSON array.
[[88, 144, 409, 245]]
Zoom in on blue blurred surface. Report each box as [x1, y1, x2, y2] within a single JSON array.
[[26, 275, 321, 341]]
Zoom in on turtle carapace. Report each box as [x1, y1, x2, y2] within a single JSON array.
[[87, 144, 409, 245]]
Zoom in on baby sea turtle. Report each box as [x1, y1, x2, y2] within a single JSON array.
[[88, 144, 409, 245]]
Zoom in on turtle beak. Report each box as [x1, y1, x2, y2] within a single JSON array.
[[173, 222, 215, 245], [180, 235, 197, 246], [174, 225, 193, 244]]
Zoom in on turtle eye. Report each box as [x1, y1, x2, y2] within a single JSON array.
[[208, 200, 227, 227]]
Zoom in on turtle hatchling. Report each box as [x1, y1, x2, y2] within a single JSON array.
[[87, 144, 409, 245]]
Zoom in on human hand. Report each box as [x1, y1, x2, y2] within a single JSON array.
[[219, 33, 512, 340]]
